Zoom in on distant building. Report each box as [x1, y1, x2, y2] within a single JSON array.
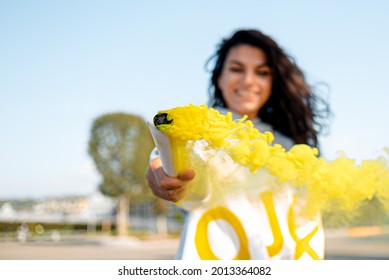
[[0, 192, 115, 224]]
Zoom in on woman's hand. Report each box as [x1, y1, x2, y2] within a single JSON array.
[[146, 156, 195, 202]]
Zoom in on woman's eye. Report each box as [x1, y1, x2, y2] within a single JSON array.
[[256, 69, 271, 76], [229, 67, 243, 73]]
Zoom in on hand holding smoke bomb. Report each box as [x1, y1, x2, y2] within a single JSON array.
[[146, 113, 195, 203]]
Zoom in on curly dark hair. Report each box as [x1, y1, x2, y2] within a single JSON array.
[[206, 29, 331, 148]]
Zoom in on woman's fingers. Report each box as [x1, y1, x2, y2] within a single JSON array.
[[166, 187, 189, 202], [178, 169, 196, 181], [146, 156, 195, 202]]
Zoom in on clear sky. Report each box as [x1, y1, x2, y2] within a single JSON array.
[[1, 0, 388, 199]]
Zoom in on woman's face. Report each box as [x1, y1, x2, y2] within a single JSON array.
[[218, 44, 273, 119]]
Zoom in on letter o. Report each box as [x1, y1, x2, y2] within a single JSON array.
[[194, 206, 250, 259]]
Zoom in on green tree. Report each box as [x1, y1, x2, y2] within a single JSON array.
[[88, 113, 154, 236]]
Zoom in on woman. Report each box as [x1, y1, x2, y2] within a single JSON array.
[[147, 29, 330, 259], [147, 29, 330, 203]]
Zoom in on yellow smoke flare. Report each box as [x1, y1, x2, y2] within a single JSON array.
[[154, 104, 389, 218]]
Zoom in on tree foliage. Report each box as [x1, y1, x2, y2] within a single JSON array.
[[88, 113, 154, 201]]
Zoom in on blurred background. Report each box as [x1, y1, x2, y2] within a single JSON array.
[[1, 0, 389, 259]]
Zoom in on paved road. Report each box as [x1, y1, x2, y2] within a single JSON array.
[[1, 230, 389, 260], [325, 229, 389, 260], [0, 237, 179, 260]]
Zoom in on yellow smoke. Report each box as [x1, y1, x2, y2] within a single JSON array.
[[155, 104, 389, 220]]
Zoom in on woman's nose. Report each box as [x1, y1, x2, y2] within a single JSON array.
[[242, 70, 255, 85]]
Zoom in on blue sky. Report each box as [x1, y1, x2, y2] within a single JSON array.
[[1, 0, 388, 199]]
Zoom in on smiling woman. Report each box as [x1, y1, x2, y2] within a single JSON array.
[[146, 29, 332, 260], [207, 29, 331, 148]]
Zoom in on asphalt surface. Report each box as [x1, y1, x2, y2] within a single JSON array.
[[0, 237, 178, 260], [1, 229, 389, 260]]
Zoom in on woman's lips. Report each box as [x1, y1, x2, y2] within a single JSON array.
[[236, 90, 258, 98]]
